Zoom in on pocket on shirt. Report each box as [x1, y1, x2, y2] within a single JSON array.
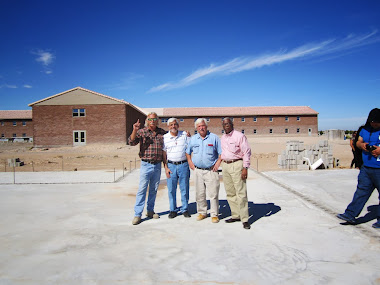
[[228, 143, 240, 154], [206, 145, 215, 155], [193, 145, 200, 154]]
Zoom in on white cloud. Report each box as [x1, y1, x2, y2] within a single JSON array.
[[148, 30, 379, 93], [108, 73, 144, 90], [0, 84, 17, 89], [33, 49, 55, 66], [23, 84, 32, 88]]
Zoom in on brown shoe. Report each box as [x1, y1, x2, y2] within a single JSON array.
[[225, 218, 241, 223], [196, 214, 207, 221], [132, 216, 141, 225], [146, 211, 159, 219], [243, 222, 251, 230], [211, 217, 219, 223]]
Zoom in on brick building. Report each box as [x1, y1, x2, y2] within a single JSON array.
[[0, 110, 33, 142], [144, 106, 318, 136], [29, 87, 146, 147]]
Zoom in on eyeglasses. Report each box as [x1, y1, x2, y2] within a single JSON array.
[[147, 118, 158, 121]]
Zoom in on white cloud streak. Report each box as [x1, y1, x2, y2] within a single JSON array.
[[23, 84, 32, 88], [148, 30, 379, 93], [0, 84, 18, 89], [33, 49, 55, 66]]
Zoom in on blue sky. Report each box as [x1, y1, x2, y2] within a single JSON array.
[[1, 0, 379, 130]]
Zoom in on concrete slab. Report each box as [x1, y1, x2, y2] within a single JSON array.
[[0, 168, 379, 284]]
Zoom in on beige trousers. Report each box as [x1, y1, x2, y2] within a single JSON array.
[[222, 160, 249, 223], [194, 168, 220, 217]]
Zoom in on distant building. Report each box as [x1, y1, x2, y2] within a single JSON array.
[[144, 106, 319, 136], [28, 87, 146, 147], [1, 87, 319, 146], [0, 110, 33, 142]]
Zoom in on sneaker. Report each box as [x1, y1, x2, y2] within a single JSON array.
[[146, 211, 159, 219], [372, 221, 380, 228], [336, 213, 356, 224], [132, 216, 141, 225], [168, 211, 177, 219], [211, 217, 219, 223], [196, 214, 207, 221], [182, 211, 191, 218], [243, 222, 251, 230]]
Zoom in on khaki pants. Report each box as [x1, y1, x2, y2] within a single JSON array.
[[194, 168, 220, 217], [222, 160, 249, 223]]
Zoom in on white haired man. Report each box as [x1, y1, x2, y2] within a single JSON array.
[[128, 112, 166, 225], [163, 118, 191, 218], [186, 118, 222, 223], [221, 117, 252, 230]]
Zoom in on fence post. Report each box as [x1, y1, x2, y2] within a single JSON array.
[[135, 158, 136, 169], [130, 161, 132, 173], [32, 161, 34, 172], [123, 163, 125, 177], [256, 158, 259, 172], [13, 165, 15, 184], [114, 168, 116, 182]]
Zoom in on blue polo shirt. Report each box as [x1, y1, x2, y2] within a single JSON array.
[[186, 131, 222, 168], [360, 126, 380, 168]]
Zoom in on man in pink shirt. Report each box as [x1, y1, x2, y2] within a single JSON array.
[[221, 117, 252, 230]]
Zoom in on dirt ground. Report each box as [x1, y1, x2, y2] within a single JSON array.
[[0, 135, 353, 173]]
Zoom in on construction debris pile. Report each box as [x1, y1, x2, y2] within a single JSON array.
[[278, 140, 337, 170]]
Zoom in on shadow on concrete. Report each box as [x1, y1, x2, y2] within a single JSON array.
[[355, 204, 379, 225], [152, 200, 281, 225]]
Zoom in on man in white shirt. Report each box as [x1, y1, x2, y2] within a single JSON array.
[[163, 118, 191, 218]]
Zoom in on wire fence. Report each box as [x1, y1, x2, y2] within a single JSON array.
[[0, 157, 142, 184]]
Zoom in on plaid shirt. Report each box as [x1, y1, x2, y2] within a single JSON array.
[[128, 127, 166, 161]]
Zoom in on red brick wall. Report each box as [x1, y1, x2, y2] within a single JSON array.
[[32, 104, 128, 147], [126, 106, 147, 142], [161, 115, 318, 136], [0, 119, 33, 139]]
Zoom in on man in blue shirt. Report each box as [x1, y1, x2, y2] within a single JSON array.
[[337, 108, 380, 228], [186, 118, 222, 223]]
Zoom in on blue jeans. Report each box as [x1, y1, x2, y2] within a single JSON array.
[[345, 166, 380, 220], [134, 161, 162, 217], [167, 162, 190, 212]]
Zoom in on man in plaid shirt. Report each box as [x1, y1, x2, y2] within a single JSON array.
[[128, 112, 167, 225]]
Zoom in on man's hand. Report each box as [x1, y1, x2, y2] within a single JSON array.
[[241, 168, 248, 180], [212, 160, 221, 172], [165, 167, 172, 178], [133, 119, 141, 131], [371, 145, 380, 158]]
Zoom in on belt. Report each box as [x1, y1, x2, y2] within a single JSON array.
[[141, 159, 161, 164], [223, 158, 242, 164], [195, 166, 213, 170], [168, 159, 188, 165]]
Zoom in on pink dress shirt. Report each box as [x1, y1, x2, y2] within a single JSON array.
[[221, 129, 251, 168]]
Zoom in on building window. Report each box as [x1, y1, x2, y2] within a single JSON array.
[[194, 130, 198, 134], [297, 128, 300, 133], [206, 118, 210, 122], [285, 116, 288, 121], [180, 118, 184, 122], [253, 129, 257, 134], [241, 129, 245, 134], [222, 130, 225, 134], [13, 121, 17, 126], [1, 134, 4, 138], [253, 117, 257, 122], [297, 116, 300, 121], [73, 108, 85, 117], [1, 121, 4, 126], [13, 133, 16, 137], [269, 117, 273, 122], [22, 133, 26, 137], [161, 118, 168, 123], [269, 129, 273, 134], [241, 117, 245, 122], [22, 120, 26, 126], [285, 128, 288, 134]]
